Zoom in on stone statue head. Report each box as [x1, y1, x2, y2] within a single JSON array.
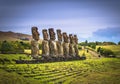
[[74, 35, 78, 44], [31, 27, 39, 41], [69, 34, 74, 44], [42, 29, 49, 40], [49, 28, 55, 40], [63, 32, 68, 43], [57, 29, 62, 41]]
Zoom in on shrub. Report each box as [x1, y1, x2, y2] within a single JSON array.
[[97, 47, 101, 52], [98, 48, 115, 57], [1, 41, 24, 54], [90, 44, 96, 49]]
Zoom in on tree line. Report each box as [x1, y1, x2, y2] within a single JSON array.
[[79, 40, 119, 46]]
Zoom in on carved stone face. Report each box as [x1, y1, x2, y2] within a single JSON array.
[[69, 34, 74, 44], [74, 35, 78, 44], [57, 29, 62, 41], [49, 28, 55, 40], [63, 32, 68, 43], [42, 29, 49, 40], [31, 27, 40, 41]]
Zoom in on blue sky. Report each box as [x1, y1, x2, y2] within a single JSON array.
[[0, 0, 120, 43]]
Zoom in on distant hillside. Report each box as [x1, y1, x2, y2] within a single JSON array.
[[0, 31, 32, 41]]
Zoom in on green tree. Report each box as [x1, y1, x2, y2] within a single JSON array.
[[1, 41, 13, 54], [85, 40, 88, 46], [91, 44, 96, 49], [97, 47, 101, 52]]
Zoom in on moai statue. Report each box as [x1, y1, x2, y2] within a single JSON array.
[[63, 32, 69, 57], [74, 35, 79, 56], [56, 29, 63, 57], [69, 34, 75, 57], [31, 27, 40, 59], [48, 28, 57, 57], [42, 29, 49, 57]]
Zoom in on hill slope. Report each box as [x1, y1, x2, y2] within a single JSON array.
[[0, 31, 32, 41]]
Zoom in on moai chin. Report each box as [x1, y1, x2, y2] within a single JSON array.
[[63, 32, 69, 57], [49, 28, 57, 57], [42, 29, 49, 57], [69, 34, 75, 57], [31, 27, 39, 59], [74, 35, 79, 56], [56, 29, 63, 57]]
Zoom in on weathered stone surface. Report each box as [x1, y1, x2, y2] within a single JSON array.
[[31, 27, 40, 59], [69, 43, 75, 56], [31, 40, 39, 59], [49, 28, 55, 40], [63, 42, 69, 57], [42, 29, 49, 40], [57, 29, 62, 42], [74, 44, 79, 56], [63, 32, 69, 43], [42, 29, 49, 57], [69, 34, 74, 44], [74, 35, 79, 56], [49, 28, 57, 57], [56, 29, 63, 57], [31, 27, 40, 41], [69, 34, 75, 56], [49, 40, 58, 57], [74, 35, 78, 44], [63, 32, 69, 57], [42, 40, 49, 57], [56, 41, 63, 57]]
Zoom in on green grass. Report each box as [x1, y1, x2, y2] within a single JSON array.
[[79, 49, 93, 59], [0, 57, 120, 84], [24, 49, 42, 54], [0, 54, 31, 64], [0, 46, 120, 84], [0, 69, 41, 84], [96, 45, 120, 57]]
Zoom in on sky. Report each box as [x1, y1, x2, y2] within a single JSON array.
[[0, 0, 120, 43]]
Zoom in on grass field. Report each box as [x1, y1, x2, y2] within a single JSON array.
[[0, 54, 31, 64], [96, 45, 120, 57], [0, 57, 120, 84], [0, 45, 120, 84]]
